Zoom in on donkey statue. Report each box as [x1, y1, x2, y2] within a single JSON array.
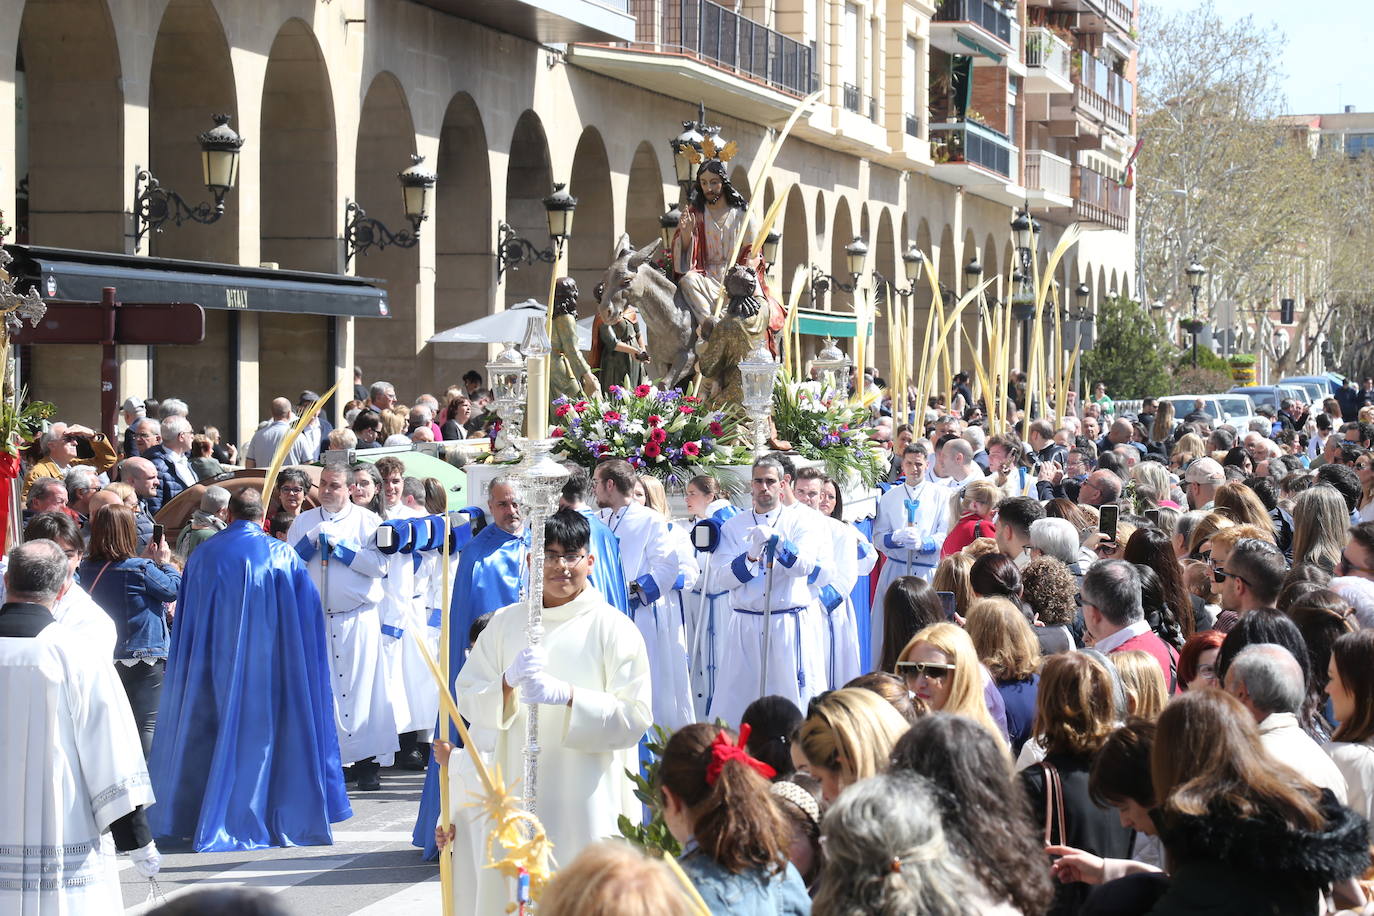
[[597, 233, 710, 390]]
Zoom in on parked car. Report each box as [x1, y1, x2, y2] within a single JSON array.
[[1228, 385, 1309, 410], [1281, 374, 1349, 399]]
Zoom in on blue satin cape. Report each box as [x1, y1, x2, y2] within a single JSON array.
[[147, 521, 352, 851], [579, 508, 630, 615], [413, 522, 525, 857]]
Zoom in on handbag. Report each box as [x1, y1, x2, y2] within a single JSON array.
[[1040, 760, 1066, 848]]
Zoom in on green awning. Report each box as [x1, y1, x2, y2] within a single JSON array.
[[795, 307, 875, 339]]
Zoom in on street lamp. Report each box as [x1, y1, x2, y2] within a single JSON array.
[[344, 154, 438, 266], [810, 236, 870, 300], [133, 113, 245, 252], [670, 114, 706, 191], [739, 338, 782, 455], [658, 204, 680, 273], [873, 244, 925, 302], [811, 335, 850, 394], [1185, 257, 1207, 367], [762, 227, 781, 271], [494, 182, 579, 282]]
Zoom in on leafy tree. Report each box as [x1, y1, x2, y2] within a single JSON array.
[[1081, 297, 1178, 399]]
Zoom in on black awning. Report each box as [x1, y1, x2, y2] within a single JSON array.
[[2, 245, 389, 319]]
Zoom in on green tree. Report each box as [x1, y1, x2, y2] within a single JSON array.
[[1081, 297, 1178, 399]]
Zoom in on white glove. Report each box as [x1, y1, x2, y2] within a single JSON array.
[[504, 645, 547, 690], [130, 841, 161, 878], [746, 525, 780, 554], [892, 528, 921, 549], [520, 671, 572, 707]]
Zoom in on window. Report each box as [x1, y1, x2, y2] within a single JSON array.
[[1347, 133, 1374, 158]]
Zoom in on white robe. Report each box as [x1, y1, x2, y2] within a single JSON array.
[[454, 588, 652, 916], [0, 618, 154, 915], [684, 500, 737, 721], [380, 503, 436, 734], [872, 480, 949, 665], [657, 520, 701, 730], [810, 511, 876, 689], [52, 584, 119, 661], [706, 503, 825, 726], [597, 504, 684, 728], [288, 502, 399, 764]]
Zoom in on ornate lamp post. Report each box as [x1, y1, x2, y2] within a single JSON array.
[[658, 204, 681, 274], [495, 183, 579, 282], [739, 338, 782, 455], [810, 236, 869, 300], [762, 228, 781, 278], [344, 154, 437, 266], [1185, 257, 1207, 367], [133, 114, 245, 252], [811, 336, 851, 396], [486, 342, 527, 461]]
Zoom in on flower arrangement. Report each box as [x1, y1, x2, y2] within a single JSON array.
[[551, 383, 749, 482], [771, 378, 886, 487]]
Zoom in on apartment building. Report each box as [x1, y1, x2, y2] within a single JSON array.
[[1, 0, 1137, 443]]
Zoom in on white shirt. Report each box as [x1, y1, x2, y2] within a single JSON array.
[[1258, 712, 1348, 803], [1092, 618, 1152, 655]]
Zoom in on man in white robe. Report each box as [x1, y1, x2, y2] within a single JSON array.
[[452, 509, 651, 916], [0, 540, 160, 914], [288, 462, 398, 790], [873, 445, 950, 664], [794, 468, 875, 689], [707, 455, 825, 726], [593, 459, 687, 727]]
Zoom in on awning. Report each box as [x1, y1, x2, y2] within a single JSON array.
[[795, 307, 874, 339], [2, 245, 389, 319]]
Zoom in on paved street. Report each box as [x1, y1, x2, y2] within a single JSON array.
[[119, 766, 440, 914]]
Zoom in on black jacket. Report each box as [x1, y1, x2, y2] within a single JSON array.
[[1144, 790, 1370, 916]]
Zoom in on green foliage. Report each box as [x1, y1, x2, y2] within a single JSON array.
[[771, 376, 887, 487], [1081, 297, 1178, 400], [1181, 345, 1230, 374], [1173, 366, 1234, 395], [0, 387, 55, 457], [616, 725, 682, 859]]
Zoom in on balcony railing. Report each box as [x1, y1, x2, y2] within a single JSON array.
[[1074, 53, 1132, 132], [842, 82, 861, 113], [1026, 27, 1071, 83], [1024, 149, 1072, 198], [930, 120, 1015, 179], [905, 113, 921, 138], [631, 0, 817, 97], [867, 95, 878, 122], [1084, 0, 1134, 35], [933, 0, 1012, 46], [1075, 164, 1130, 230]]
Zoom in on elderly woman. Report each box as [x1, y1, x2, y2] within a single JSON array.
[[22, 421, 118, 499]]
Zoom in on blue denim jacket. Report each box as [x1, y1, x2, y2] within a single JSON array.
[[78, 557, 181, 659], [679, 843, 811, 915]]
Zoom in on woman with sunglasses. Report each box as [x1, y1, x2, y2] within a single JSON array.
[[1354, 452, 1374, 523], [1327, 630, 1374, 824], [895, 623, 1004, 745], [794, 687, 909, 804]]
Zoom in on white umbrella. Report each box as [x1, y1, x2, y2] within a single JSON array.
[[429, 298, 594, 350]]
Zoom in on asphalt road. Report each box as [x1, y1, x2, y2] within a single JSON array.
[[119, 765, 441, 914]]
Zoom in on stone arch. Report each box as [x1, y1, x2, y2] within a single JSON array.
[[828, 199, 856, 312], [18, 0, 123, 251], [729, 164, 751, 204], [1097, 266, 1108, 307], [1108, 268, 1120, 299], [16, 0, 124, 418], [504, 110, 553, 306], [873, 208, 897, 383], [147, 0, 238, 262], [434, 91, 493, 385], [146, 0, 240, 432], [813, 190, 827, 251], [781, 184, 809, 307], [567, 126, 614, 304], [624, 140, 664, 251], [258, 17, 338, 413], [352, 71, 421, 397], [937, 224, 958, 376]]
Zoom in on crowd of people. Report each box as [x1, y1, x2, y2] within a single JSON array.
[[8, 366, 1374, 916]]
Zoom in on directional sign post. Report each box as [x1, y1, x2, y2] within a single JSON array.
[[11, 286, 205, 441]]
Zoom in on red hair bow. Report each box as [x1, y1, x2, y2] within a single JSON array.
[[705, 723, 777, 786]]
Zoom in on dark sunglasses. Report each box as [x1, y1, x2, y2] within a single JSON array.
[[896, 661, 956, 680], [1212, 566, 1249, 587]]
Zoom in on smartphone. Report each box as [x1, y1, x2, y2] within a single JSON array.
[[1145, 508, 1161, 527], [1098, 504, 1119, 542], [151, 524, 165, 546], [937, 590, 958, 621]]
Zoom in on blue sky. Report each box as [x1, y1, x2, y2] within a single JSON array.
[[1147, 0, 1374, 115]]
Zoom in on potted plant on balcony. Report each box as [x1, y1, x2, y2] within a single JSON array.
[[1179, 317, 1205, 335], [1227, 353, 1257, 383]]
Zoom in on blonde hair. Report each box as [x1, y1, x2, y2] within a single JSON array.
[[637, 474, 670, 517], [899, 622, 1003, 742], [1111, 650, 1168, 721], [961, 537, 1000, 560], [1212, 483, 1276, 538], [1186, 512, 1235, 557], [380, 409, 406, 438], [965, 597, 1041, 682], [1209, 523, 1273, 555], [933, 553, 975, 619], [540, 841, 696, 916], [1129, 461, 1172, 508], [948, 480, 1001, 531], [798, 687, 910, 787], [105, 482, 136, 504]]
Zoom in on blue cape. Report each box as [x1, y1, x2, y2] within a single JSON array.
[[413, 522, 525, 857], [147, 521, 351, 851], [579, 508, 630, 615]]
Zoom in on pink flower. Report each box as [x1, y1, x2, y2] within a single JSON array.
[[649, 427, 668, 444], [555, 404, 571, 417], [643, 442, 662, 458], [708, 421, 725, 436], [634, 384, 652, 398], [682, 441, 701, 457], [551, 428, 565, 438], [679, 406, 696, 415], [683, 395, 702, 404], [647, 414, 662, 427], [573, 400, 589, 413], [603, 410, 622, 422]]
